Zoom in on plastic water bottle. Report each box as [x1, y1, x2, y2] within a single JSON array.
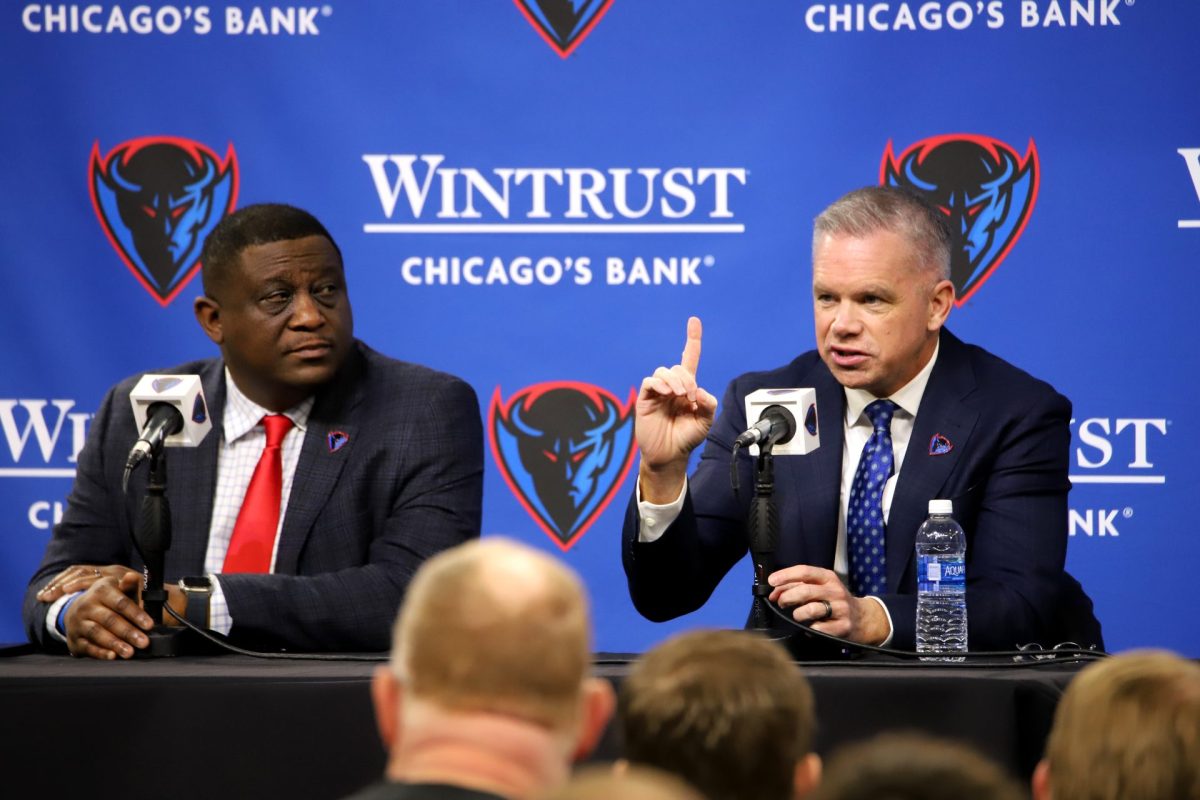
[[915, 499, 968, 661]]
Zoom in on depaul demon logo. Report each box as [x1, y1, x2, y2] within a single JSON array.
[[90, 136, 238, 306], [881, 134, 1038, 306], [490, 382, 636, 550], [513, 0, 613, 58]]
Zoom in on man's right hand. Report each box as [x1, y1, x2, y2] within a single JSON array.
[[61, 571, 155, 660], [635, 316, 718, 503]]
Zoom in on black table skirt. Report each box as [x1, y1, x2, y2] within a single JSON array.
[[0, 651, 1086, 799]]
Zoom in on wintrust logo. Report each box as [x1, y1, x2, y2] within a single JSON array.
[[0, 399, 91, 476], [1068, 415, 1170, 542], [362, 154, 745, 289], [1070, 416, 1169, 485], [1178, 148, 1200, 229], [362, 154, 746, 232]]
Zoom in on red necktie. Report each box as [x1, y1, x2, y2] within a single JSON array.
[[223, 414, 294, 574]]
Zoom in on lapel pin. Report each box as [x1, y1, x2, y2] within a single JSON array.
[[929, 433, 954, 456], [327, 431, 350, 453]]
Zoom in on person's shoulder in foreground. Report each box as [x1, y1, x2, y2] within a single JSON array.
[[540, 765, 706, 800], [344, 781, 508, 800]]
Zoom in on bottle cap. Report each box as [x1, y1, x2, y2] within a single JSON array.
[[928, 499, 953, 515]]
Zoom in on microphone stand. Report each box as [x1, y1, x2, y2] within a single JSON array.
[[132, 450, 190, 657], [746, 443, 779, 632]]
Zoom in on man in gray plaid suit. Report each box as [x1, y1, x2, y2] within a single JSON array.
[[26, 204, 483, 657]]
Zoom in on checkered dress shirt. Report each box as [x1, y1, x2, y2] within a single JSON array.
[[203, 371, 313, 634]]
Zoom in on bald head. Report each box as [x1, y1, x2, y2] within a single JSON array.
[[391, 538, 592, 730]]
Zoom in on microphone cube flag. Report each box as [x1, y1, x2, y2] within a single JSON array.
[[129, 374, 212, 448], [744, 388, 819, 457]]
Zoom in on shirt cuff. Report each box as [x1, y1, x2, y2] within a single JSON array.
[[208, 575, 232, 636], [635, 478, 688, 543], [865, 595, 895, 647], [45, 591, 81, 644]]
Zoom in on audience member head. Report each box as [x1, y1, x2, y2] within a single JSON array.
[[620, 629, 820, 800], [540, 765, 705, 800], [1034, 649, 1200, 800], [371, 537, 615, 798], [811, 731, 1024, 800]]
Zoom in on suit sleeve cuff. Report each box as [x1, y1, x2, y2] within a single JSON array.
[[208, 575, 232, 635], [636, 478, 688, 543], [866, 595, 895, 647]]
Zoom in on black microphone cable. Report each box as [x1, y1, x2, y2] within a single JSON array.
[[762, 598, 1108, 668], [162, 603, 388, 662]]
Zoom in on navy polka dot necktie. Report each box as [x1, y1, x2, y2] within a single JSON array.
[[847, 399, 896, 597]]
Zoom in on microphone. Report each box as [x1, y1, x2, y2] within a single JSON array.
[[735, 405, 796, 448], [740, 388, 821, 456], [734, 389, 822, 632], [126, 403, 184, 470], [123, 374, 212, 490]]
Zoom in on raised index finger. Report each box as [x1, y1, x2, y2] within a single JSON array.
[[680, 316, 703, 376]]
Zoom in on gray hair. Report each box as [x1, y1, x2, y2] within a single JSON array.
[[813, 186, 952, 281]]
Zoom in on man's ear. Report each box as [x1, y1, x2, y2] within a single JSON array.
[[194, 295, 224, 346], [1031, 759, 1052, 800], [571, 677, 616, 762], [793, 753, 822, 799], [927, 278, 955, 331], [371, 666, 403, 751]]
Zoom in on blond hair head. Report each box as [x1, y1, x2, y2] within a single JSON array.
[[620, 629, 816, 800], [391, 537, 592, 731], [1042, 649, 1200, 800]]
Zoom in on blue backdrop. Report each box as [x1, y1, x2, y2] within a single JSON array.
[[3, 1, 1197, 655]]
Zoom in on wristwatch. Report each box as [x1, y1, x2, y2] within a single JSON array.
[[179, 576, 213, 629]]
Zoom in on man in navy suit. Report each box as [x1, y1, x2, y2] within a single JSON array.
[[25, 204, 483, 657], [623, 186, 1101, 652]]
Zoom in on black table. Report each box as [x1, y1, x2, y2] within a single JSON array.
[[0, 651, 1088, 799]]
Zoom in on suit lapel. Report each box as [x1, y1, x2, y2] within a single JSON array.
[[785, 362, 845, 569], [164, 360, 224, 577], [886, 330, 979, 590], [273, 348, 365, 575]]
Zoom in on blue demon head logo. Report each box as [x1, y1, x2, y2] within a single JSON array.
[[882, 134, 1038, 305], [513, 0, 614, 58], [90, 137, 238, 306], [490, 382, 636, 550]]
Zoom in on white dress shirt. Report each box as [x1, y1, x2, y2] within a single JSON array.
[[636, 342, 940, 644]]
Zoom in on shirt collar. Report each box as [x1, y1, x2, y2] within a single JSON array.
[[222, 368, 314, 444], [843, 338, 940, 426]]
